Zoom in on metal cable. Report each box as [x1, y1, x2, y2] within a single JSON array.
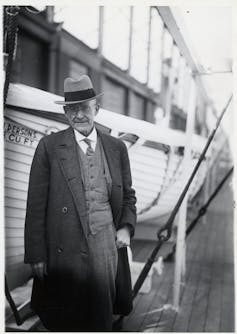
[[164, 165, 234, 261]]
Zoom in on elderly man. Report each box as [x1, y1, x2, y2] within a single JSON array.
[[24, 75, 137, 331]]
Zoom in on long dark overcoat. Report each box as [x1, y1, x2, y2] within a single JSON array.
[[24, 126, 137, 328]]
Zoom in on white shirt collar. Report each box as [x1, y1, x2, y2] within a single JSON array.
[[73, 127, 97, 145]]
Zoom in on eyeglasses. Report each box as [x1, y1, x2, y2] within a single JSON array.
[[65, 104, 95, 114]]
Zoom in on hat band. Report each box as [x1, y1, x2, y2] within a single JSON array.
[[65, 88, 96, 102]]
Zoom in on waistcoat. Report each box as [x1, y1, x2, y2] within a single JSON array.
[[77, 138, 113, 235]]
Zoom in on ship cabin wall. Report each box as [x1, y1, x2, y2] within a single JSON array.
[[9, 6, 210, 133]]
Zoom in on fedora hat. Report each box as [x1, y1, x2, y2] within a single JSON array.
[[55, 75, 103, 105]]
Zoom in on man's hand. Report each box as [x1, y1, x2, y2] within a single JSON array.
[[116, 227, 131, 249], [31, 262, 47, 280]]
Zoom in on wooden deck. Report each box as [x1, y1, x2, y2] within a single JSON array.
[[123, 181, 235, 332], [10, 180, 234, 332]]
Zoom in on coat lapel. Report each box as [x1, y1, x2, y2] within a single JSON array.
[[98, 130, 121, 186], [55, 127, 88, 237], [98, 130, 122, 224]]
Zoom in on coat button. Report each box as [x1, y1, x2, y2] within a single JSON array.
[[62, 206, 68, 213], [57, 247, 63, 253]]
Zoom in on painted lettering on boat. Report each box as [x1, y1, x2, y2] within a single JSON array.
[[4, 120, 37, 146]]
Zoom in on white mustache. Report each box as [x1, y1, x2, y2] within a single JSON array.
[[73, 118, 88, 123]]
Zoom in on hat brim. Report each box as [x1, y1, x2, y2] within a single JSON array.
[[54, 93, 103, 105]]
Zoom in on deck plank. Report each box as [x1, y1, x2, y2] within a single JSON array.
[[29, 180, 235, 332], [220, 211, 235, 332], [204, 212, 225, 332], [138, 260, 174, 332], [187, 213, 218, 332], [157, 212, 210, 332], [124, 181, 234, 332], [164, 217, 208, 332], [123, 241, 157, 331]]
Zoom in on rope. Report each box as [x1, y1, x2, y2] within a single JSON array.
[[137, 95, 232, 288], [114, 94, 232, 327], [164, 165, 234, 261], [157, 94, 232, 241], [4, 6, 20, 106]]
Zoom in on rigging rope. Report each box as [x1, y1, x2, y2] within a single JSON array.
[[4, 6, 20, 106], [133, 95, 232, 299], [157, 94, 232, 242], [114, 94, 232, 327], [164, 165, 234, 262], [3, 6, 233, 326]]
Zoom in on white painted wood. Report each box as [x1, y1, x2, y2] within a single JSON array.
[[5, 197, 27, 210], [5, 228, 24, 238], [5, 217, 25, 229], [173, 77, 197, 310], [5, 187, 27, 202], [5, 141, 35, 156], [5, 159, 31, 175], [5, 150, 33, 166], [132, 166, 166, 181], [132, 172, 163, 187], [5, 178, 28, 191], [5, 246, 24, 258], [132, 183, 158, 195], [130, 155, 168, 171], [5, 207, 26, 219], [5, 237, 25, 248], [5, 111, 65, 135], [5, 169, 30, 183]]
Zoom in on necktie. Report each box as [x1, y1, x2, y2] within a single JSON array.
[[83, 138, 94, 156]]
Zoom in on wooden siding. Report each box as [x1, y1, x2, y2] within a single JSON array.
[[4, 112, 67, 290]]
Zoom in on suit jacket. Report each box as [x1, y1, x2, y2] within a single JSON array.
[[24, 126, 136, 315]]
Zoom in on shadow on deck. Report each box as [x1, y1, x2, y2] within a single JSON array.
[[123, 181, 235, 332]]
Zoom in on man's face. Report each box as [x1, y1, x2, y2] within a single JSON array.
[[64, 100, 99, 136]]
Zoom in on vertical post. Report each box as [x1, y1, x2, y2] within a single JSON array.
[[128, 6, 133, 74], [98, 6, 104, 56], [45, 6, 54, 23], [126, 7, 133, 118], [173, 75, 197, 310], [97, 6, 104, 105], [163, 42, 175, 127], [48, 33, 59, 93], [146, 7, 152, 84]]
